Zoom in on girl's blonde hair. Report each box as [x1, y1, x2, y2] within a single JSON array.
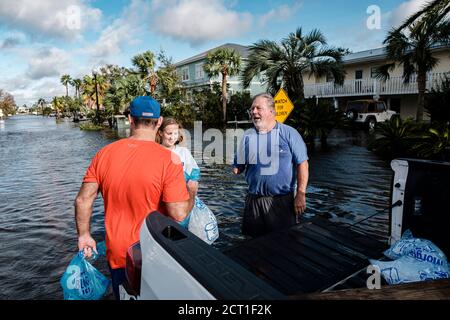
[[156, 117, 184, 145]]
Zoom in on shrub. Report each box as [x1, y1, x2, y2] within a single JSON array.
[[368, 117, 419, 159]]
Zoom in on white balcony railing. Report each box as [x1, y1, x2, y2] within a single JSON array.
[[304, 72, 449, 98]]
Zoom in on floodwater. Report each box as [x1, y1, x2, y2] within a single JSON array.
[[0, 116, 392, 299]]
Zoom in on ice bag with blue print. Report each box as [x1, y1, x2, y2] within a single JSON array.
[[60, 241, 110, 300], [384, 229, 447, 267], [369, 230, 449, 285]]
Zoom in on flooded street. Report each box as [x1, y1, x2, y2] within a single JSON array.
[[0, 116, 392, 299]]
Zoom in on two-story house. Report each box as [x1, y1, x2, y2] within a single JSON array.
[[174, 43, 267, 99], [304, 45, 450, 120]]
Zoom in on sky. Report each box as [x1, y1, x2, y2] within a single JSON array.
[[0, 0, 432, 106]]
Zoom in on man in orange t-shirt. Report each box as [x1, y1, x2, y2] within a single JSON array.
[[74, 96, 190, 299]]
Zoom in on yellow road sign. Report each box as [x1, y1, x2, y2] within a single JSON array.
[[274, 88, 294, 123]]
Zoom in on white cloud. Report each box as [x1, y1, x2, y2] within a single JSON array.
[[0, 0, 101, 40], [259, 1, 303, 28], [1, 38, 20, 50], [86, 0, 150, 65], [387, 0, 429, 28], [0, 76, 32, 92], [88, 22, 134, 59], [325, 23, 384, 53], [151, 0, 252, 46], [2, 0, 151, 106], [0, 75, 65, 106], [13, 79, 66, 106], [326, 1, 431, 53], [26, 47, 71, 79]]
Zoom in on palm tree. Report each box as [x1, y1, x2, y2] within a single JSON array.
[[295, 98, 345, 147], [156, 66, 180, 99], [104, 74, 146, 114], [37, 98, 46, 116], [203, 48, 241, 124], [60, 74, 72, 97], [374, 4, 450, 122], [81, 75, 96, 110], [72, 78, 82, 98], [52, 96, 64, 118], [241, 28, 346, 103], [132, 50, 158, 94], [414, 124, 450, 160], [156, 50, 181, 100], [81, 75, 108, 108], [368, 117, 419, 160], [393, 0, 449, 33]]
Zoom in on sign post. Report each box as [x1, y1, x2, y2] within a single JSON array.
[[274, 88, 294, 123]]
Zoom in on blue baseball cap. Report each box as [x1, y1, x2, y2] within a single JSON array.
[[129, 96, 161, 119]]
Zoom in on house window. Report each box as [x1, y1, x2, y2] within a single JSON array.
[[195, 63, 204, 80], [181, 67, 189, 82], [355, 70, 363, 80], [371, 67, 378, 79]]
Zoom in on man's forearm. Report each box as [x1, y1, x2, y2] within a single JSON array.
[[74, 182, 99, 236], [297, 161, 309, 193], [75, 198, 93, 236], [187, 180, 199, 211], [166, 200, 190, 222]]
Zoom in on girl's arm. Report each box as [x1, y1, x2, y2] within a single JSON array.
[[182, 147, 200, 211]]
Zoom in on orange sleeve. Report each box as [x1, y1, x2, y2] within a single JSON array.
[[83, 152, 100, 184], [162, 160, 189, 203]]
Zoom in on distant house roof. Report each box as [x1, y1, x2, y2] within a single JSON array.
[[343, 43, 450, 65], [343, 47, 387, 65], [174, 43, 249, 67]]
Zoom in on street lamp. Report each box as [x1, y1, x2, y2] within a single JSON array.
[[92, 67, 100, 125]]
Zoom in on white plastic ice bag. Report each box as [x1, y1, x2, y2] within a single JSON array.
[[369, 230, 450, 285], [369, 256, 449, 285], [188, 197, 219, 245], [384, 230, 447, 267]]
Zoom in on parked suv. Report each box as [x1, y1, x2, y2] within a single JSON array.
[[345, 100, 398, 130]]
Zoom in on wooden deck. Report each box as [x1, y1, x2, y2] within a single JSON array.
[[222, 216, 388, 296]]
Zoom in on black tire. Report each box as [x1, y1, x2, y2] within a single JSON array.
[[346, 109, 357, 121]]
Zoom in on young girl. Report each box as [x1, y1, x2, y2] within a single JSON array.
[[157, 118, 218, 244]]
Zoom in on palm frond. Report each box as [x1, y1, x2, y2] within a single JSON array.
[[372, 63, 396, 81], [394, 0, 448, 32], [401, 53, 416, 83], [241, 27, 347, 101], [315, 47, 344, 63], [303, 29, 327, 46], [294, 27, 303, 40], [433, 20, 450, 44], [384, 29, 411, 59]]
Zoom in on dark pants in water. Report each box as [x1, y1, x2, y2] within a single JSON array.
[[242, 192, 296, 238], [109, 266, 125, 300]]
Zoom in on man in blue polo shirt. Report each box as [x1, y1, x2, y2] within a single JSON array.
[[233, 93, 309, 237]]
